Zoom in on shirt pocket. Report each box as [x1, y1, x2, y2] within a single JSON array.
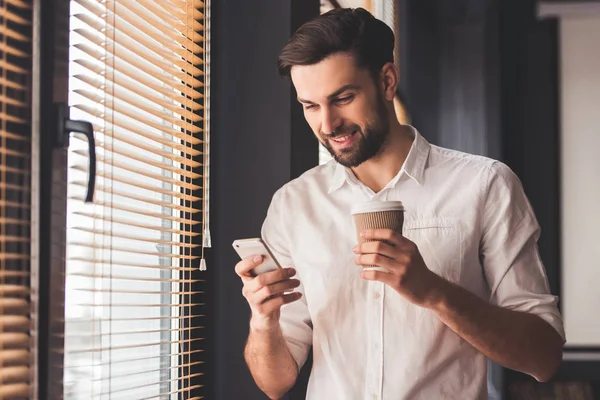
[[403, 217, 462, 284]]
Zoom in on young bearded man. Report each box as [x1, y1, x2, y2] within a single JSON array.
[[235, 8, 565, 400]]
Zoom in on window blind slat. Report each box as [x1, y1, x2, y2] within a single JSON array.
[[0, 42, 29, 59], [64, 337, 204, 353], [0, 384, 29, 398], [66, 288, 201, 296], [73, 59, 202, 110], [0, 94, 28, 108], [0, 332, 29, 347], [0, 255, 29, 261], [73, 5, 203, 66], [0, 165, 29, 175], [63, 361, 202, 386], [68, 196, 201, 224], [0, 299, 28, 311], [73, 43, 203, 96], [5, 0, 33, 8], [69, 181, 199, 213], [68, 242, 196, 259], [72, 130, 201, 168], [138, 386, 204, 400], [70, 227, 199, 248], [64, 374, 204, 399], [0, 366, 29, 381], [67, 258, 197, 272], [117, 0, 204, 37], [71, 165, 201, 203], [0, 8, 31, 25], [73, 88, 201, 135], [76, 0, 202, 56], [73, 73, 202, 122], [72, 211, 200, 236], [63, 302, 202, 309], [62, 316, 203, 325], [0, 131, 30, 141], [0, 271, 29, 279], [72, 150, 201, 180], [66, 271, 198, 283], [0, 349, 29, 365], [73, 26, 202, 78], [73, 13, 203, 75], [73, 88, 201, 137], [73, 104, 202, 155], [0, 59, 27, 75], [61, 349, 204, 371]]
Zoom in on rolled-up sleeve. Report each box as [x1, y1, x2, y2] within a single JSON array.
[[480, 162, 565, 342], [261, 188, 313, 368]]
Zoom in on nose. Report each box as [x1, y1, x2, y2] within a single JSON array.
[[320, 106, 342, 135]]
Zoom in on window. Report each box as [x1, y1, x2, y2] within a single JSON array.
[[61, 1, 209, 398]]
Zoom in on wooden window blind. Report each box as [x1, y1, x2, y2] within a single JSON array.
[[0, 0, 33, 398], [62, 0, 209, 398]]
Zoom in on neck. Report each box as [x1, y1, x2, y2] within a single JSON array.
[[351, 121, 414, 193]]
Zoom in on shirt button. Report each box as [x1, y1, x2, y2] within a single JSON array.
[[373, 292, 381, 300]]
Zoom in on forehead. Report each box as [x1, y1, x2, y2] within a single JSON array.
[[290, 53, 371, 101]]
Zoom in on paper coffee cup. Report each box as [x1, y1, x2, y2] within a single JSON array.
[[351, 201, 404, 272]]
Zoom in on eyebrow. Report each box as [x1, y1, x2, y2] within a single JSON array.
[[297, 84, 360, 104]]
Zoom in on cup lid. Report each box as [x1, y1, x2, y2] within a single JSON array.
[[351, 200, 404, 215]]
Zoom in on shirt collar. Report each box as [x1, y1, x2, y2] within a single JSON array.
[[328, 125, 430, 194]]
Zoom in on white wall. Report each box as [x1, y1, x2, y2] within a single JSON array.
[[560, 15, 600, 347]]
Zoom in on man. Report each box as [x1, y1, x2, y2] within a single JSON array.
[[235, 8, 565, 400]]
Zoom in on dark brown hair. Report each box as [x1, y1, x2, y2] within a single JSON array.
[[277, 8, 395, 79]]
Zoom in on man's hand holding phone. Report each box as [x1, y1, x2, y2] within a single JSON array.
[[235, 255, 302, 331]]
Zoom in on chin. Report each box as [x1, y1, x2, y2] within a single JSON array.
[[334, 154, 367, 168]]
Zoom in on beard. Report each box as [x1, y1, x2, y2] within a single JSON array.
[[321, 94, 390, 168]]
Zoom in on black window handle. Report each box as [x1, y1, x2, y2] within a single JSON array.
[[55, 103, 96, 203]]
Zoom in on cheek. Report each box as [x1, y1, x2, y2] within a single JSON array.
[[304, 112, 321, 135]]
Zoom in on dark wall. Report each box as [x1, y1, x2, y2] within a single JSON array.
[[399, 0, 502, 159], [209, 1, 318, 399]]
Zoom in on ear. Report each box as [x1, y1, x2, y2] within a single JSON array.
[[379, 62, 398, 102]]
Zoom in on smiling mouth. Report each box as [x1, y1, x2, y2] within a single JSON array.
[[332, 134, 352, 142], [329, 131, 357, 144]]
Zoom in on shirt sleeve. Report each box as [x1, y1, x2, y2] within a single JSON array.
[[480, 162, 565, 342], [261, 187, 313, 369]]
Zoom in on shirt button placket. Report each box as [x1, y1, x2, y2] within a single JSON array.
[[366, 281, 383, 400]]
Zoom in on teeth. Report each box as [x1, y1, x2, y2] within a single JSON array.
[[333, 135, 350, 142]]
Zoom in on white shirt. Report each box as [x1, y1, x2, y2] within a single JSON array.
[[261, 127, 565, 400]]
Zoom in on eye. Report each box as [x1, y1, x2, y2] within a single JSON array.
[[303, 104, 318, 111], [335, 95, 354, 105]]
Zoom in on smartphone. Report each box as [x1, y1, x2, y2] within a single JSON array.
[[232, 238, 283, 275]]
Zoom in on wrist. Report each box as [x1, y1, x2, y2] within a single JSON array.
[[250, 315, 280, 333], [424, 273, 451, 311]]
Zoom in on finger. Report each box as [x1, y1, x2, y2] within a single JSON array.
[[354, 240, 396, 258], [246, 267, 296, 293], [360, 229, 403, 245], [361, 269, 398, 286], [354, 253, 397, 271], [253, 279, 301, 304], [235, 255, 264, 278], [254, 292, 303, 316]]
